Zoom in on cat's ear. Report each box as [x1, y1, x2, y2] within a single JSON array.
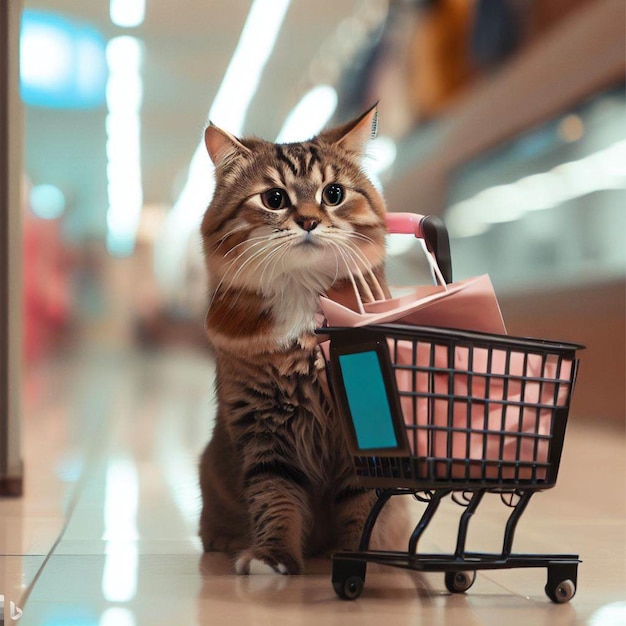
[[318, 103, 378, 154], [204, 123, 251, 168]]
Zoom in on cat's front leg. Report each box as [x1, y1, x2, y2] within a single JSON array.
[[198, 422, 249, 553], [235, 461, 312, 575]]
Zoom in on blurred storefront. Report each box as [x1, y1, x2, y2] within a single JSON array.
[[370, 0, 625, 424]]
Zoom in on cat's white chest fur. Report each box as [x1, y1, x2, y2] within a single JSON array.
[[265, 273, 326, 347]]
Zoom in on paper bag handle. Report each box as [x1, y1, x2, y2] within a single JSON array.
[[386, 213, 453, 284]]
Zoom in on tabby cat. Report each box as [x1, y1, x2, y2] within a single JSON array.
[[198, 105, 394, 575]]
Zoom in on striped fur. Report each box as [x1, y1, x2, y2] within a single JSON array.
[[198, 107, 395, 575]]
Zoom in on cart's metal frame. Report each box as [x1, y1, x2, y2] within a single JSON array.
[[323, 323, 582, 603], [331, 486, 579, 602]]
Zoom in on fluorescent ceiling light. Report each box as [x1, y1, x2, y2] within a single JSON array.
[[446, 139, 626, 238], [105, 36, 144, 257], [21, 21, 72, 89], [209, 0, 291, 134], [20, 10, 106, 108], [470, 184, 527, 224], [276, 85, 338, 142], [110, 0, 145, 28], [168, 0, 291, 219], [156, 0, 291, 291], [106, 34, 142, 72]]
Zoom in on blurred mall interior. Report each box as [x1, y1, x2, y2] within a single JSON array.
[[1, 1, 625, 624], [8, 0, 626, 417]]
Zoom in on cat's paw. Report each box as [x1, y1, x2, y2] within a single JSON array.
[[234, 548, 302, 575]]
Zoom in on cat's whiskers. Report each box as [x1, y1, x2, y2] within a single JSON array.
[[339, 236, 386, 300], [343, 229, 377, 247], [324, 238, 356, 289], [222, 231, 291, 259], [207, 237, 275, 312], [335, 244, 367, 313], [258, 237, 299, 292], [208, 242, 276, 314], [222, 239, 287, 296], [214, 224, 253, 253], [326, 237, 386, 303], [339, 246, 376, 303], [213, 223, 385, 313], [218, 233, 304, 311], [331, 235, 374, 277], [216, 227, 344, 314]]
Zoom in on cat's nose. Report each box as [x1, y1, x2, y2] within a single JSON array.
[[295, 217, 319, 232]]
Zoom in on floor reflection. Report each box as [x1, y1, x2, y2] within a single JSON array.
[[1, 344, 622, 625]]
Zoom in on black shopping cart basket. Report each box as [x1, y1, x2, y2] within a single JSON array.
[[321, 214, 584, 603]]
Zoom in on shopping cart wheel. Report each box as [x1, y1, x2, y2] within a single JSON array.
[[545, 579, 576, 604], [444, 570, 476, 594], [333, 575, 364, 601]]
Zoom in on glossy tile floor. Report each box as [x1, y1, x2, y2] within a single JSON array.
[[1, 345, 625, 625]]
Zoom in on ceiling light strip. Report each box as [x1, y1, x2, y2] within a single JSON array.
[[447, 138, 626, 238], [105, 36, 144, 257], [209, 0, 291, 134], [156, 0, 291, 289], [110, 0, 145, 28]]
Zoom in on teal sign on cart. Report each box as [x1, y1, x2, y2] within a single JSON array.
[[338, 350, 398, 450]]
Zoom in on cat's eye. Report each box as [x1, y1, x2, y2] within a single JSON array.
[[261, 188, 289, 210], [322, 184, 344, 206]]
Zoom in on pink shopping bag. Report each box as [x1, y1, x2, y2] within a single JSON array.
[[321, 273, 505, 335], [392, 340, 572, 479], [321, 212, 506, 335]]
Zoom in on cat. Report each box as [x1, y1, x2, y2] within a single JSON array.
[[198, 105, 396, 575]]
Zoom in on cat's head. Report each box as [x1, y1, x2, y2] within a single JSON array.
[[200, 105, 387, 300]]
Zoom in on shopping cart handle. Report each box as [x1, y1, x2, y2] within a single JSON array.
[[386, 212, 426, 237], [386, 212, 453, 284]]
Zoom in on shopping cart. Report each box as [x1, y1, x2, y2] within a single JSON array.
[[321, 214, 583, 603]]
